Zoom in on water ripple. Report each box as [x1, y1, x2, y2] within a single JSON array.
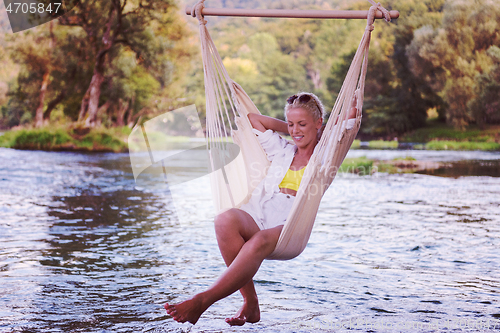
[[0, 149, 499, 332]]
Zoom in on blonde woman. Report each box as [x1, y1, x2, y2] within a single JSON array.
[[165, 92, 357, 326]]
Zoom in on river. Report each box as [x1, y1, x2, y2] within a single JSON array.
[[0, 147, 499, 332]]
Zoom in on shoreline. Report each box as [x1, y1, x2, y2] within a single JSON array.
[[1, 127, 499, 154], [0, 127, 129, 153], [339, 156, 500, 177]]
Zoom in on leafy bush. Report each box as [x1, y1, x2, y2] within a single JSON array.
[[11, 128, 72, 149], [368, 140, 398, 149], [425, 140, 500, 151], [339, 157, 374, 175], [2, 127, 127, 152]]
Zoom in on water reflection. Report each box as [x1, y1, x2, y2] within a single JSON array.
[[35, 189, 181, 331], [43, 190, 172, 270], [419, 159, 500, 178]]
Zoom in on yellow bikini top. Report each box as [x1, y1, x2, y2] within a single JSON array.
[[279, 166, 306, 192]]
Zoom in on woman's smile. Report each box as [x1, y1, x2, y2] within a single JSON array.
[[286, 107, 322, 148], [293, 135, 304, 142]]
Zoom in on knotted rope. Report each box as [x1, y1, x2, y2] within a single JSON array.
[[366, 0, 391, 31], [191, 0, 207, 25]]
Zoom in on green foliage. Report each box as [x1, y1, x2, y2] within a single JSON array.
[[401, 121, 499, 143], [393, 156, 416, 161], [468, 46, 500, 127], [368, 140, 399, 149], [10, 128, 73, 149], [233, 32, 310, 118], [3, 57, 40, 127], [323, 0, 446, 136], [425, 140, 500, 151], [1, 127, 127, 152], [105, 49, 161, 123], [407, 0, 500, 128], [351, 139, 361, 149], [339, 156, 374, 175], [209, 6, 367, 120], [348, 0, 447, 136], [5, 23, 96, 126], [336, 156, 435, 175], [115, 126, 133, 137], [2, 0, 196, 129], [0, 131, 15, 147], [373, 161, 399, 174], [49, 105, 72, 125], [340, 156, 416, 174], [75, 131, 126, 152]]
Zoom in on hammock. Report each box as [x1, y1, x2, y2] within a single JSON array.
[[190, 0, 392, 260]]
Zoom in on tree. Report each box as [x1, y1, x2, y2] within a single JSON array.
[[58, 0, 179, 127], [0, 8, 15, 127], [362, 0, 446, 136], [406, 0, 500, 128], [4, 1, 195, 129], [6, 21, 95, 127], [468, 46, 500, 127], [237, 32, 309, 118], [6, 25, 55, 127]]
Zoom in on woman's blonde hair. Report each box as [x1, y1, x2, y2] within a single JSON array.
[[284, 92, 325, 121]]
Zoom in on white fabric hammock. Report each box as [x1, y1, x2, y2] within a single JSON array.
[[191, 0, 391, 260]]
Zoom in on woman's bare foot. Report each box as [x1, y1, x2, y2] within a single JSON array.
[[164, 294, 206, 325], [225, 300, 260, 326]]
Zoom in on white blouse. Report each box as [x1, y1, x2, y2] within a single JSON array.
[[245, 117, 356, 217]]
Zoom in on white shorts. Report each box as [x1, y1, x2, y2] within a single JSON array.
[[239, 192, 295, 230]]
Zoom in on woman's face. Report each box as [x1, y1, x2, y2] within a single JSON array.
[[286, 107, 323, 149]]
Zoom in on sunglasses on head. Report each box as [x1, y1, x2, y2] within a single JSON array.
[[287, 94, 312, 104], [287, 94, 321, 115]]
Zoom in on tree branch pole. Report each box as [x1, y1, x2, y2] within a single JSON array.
[[185, 7, 399, 20]]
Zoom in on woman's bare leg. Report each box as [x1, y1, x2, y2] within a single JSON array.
[[213, 209, 261, 326], [164, 217, 282, 325]]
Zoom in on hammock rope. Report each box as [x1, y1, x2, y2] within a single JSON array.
[[191, 0, 392, 260]]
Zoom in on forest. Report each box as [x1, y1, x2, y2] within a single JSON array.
[[0, 0, 499, 144]]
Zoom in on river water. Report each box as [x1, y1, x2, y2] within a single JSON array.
[[1, 147, 499, 332]]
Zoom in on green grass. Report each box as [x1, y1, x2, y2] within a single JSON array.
[[0, 127, 128, 152], [339, 157, 374, 175], [74, 131, 126, 152], [351, 140, 398, 149], [340, 157, 401, 174], [358, 121, 500, 151], [367, 140, 399, 149], [349, 140, 398, 149], [401, 121, 499, 143], [351, 139, 361, 149], [392, 156, 416, 161], [339, 156, 421, 175], [8, 128, 73, 150], [0, 131, 16, 148], [373, 161, 398, 174], [425, 140, 500, 151]]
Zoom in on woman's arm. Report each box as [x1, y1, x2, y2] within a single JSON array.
[[248, 113, 288, 133]]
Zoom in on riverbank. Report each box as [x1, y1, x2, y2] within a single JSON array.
[[0, 126, 130, 152], [351, 139, 500, 151], [340, 156, 443, 175], [1, 122, 499, 153], [399, 122, 500, 151]]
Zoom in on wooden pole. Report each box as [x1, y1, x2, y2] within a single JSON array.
[[185, 7, 399, 20]]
